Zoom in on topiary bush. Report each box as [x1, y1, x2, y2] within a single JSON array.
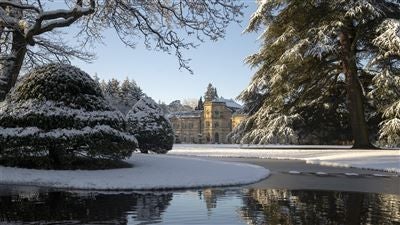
[[0, 64, 137, 169], [126, 97, 174, 154]]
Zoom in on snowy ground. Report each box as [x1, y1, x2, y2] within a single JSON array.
[[170, 144, 400, 173], [0, 154, 269, 190]]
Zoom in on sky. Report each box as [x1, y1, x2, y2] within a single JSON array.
[[71, 1, 260, 104]]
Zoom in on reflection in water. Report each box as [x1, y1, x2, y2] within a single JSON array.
[[240, 189, 400, 225], [199, 188, 229, 211], [0, 186, 399, 225], [0, 189, 172, 224]]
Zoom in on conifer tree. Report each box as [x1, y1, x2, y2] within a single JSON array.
[[204, 83, 219, 101], [126, 97, 174, 153], [0, 64, 137, 168], [195, 97, 204, 110], [119, 78, 144, 114], [235, 0, 400, 148]]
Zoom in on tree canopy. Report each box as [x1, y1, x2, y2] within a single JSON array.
[[233, 0, 400, 147], [204, 83, 218, 102], [0, 0, 244, 100]]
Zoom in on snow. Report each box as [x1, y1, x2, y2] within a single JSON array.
[[213, 97, 243, 109], [126, 96, 169, 130], [344, 173, 359, 176], [0, 125, 137, 142], [315, 172, 328, 176], [0, 154, 270, 190], [1, 99, 123, 121], [170, 144, 400, 173]]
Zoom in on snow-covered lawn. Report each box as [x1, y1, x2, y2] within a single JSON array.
[[170, 144, 400, 173], [0, 154, 269, 190]]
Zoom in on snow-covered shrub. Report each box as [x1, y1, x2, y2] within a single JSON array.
[[0, 64, 137, 168], [126, 97, 174, 153]]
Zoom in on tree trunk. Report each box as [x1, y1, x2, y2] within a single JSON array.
[[0, 31, 27, 101], [339, 25, 375, 149]]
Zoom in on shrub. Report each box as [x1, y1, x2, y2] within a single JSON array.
[[126, 97, 174, 153], [0, 64, 137, 169]]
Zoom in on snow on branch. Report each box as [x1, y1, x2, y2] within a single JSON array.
[[84, 0, 244, 74], [0, 7, 19, 27], [0, 0, 40, 13], [25, 0, 95, 44]]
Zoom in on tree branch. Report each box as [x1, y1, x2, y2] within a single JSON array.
[[25, 0, 95, 45], [0, 0, 41, 13]]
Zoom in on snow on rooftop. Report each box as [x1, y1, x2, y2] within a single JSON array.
[[213, 97, 243, 109], [170, 144, 400, 173], [0, 154, 269, 190]]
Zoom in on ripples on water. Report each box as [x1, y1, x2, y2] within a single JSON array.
[[0, 186, 399, 225]]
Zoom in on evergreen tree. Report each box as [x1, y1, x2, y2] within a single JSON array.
[[195, 97, 204, 110], [119, 78, 144, 114], [100, 78, 144, 115], [235, 0, 400, 148], [0, 64, 137, 169], [204, 83, 219, 101], [126, 97, 174, 154], [107, 79, 120, 97]]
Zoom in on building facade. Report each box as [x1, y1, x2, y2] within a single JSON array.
[[169, 99, 245, 144]]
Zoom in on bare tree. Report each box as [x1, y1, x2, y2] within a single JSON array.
[[182, 98, 198, 109], [0, 0, 244, 100]]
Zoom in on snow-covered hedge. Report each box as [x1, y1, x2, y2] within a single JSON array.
[[0, 64, 137, 168], [126, 97, 174, 153]]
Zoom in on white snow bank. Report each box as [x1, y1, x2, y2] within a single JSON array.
[[0, 154, 269, 190], [170, 144, 400, 173]]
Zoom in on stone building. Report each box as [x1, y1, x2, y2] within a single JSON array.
[[169, 98, 245, 144]]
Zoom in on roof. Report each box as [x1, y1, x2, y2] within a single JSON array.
[[212, 97, 243, 109]]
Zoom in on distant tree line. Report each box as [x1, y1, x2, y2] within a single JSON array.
[[93, 75, 144, 115]]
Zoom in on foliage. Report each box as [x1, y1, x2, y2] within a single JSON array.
[[99, 77, 144, 115], [0, 64, 137, 169], [159, 100, 193, 114], [0, 0, 244, 100], [232, 0, 400, 146], [126, 96, 174, 153], [195, 97, 204, 110], [204, 83, 219, 102]]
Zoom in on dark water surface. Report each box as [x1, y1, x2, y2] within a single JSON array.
[[0, 185, 399, 225]]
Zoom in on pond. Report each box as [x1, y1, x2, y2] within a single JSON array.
[[1, 186, 399, 225]]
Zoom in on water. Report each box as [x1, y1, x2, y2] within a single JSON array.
[[0, 186, 399, 225]]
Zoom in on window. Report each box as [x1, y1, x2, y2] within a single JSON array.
[[214, 122, 219, 127], [214, 111, 220, 118], [206, 121, 210, 127]]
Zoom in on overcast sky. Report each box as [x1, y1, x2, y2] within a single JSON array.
[[71, 1, 260, 104]]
